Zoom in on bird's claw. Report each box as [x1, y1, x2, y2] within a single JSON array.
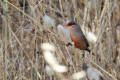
[[66, 42, 72, 46], [66, 42, 75, 48]]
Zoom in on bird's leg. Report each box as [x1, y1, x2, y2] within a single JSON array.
[[66, 42, 72, 46]]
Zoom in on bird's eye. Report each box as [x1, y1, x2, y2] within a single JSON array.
[[66, 22, 76, 27]]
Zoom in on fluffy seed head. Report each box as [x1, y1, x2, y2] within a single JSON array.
[[41, 43, 55, 52], [57, 24, 71, 42], [43, 14, 56, 27], [53, 65, 68, 73], [43, 51, 58, 66], [86, 32, 97, 43], [45, 65, 54, 76], [72, 71, 86, 79]]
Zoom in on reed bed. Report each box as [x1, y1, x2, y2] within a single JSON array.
[[0, 0, 120, 80]]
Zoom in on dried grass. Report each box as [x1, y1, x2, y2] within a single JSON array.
[[0, 0, 120, 80]]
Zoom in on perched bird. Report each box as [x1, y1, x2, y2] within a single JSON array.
[[65, 20, 90, 52], [82, 63, 104, 80]]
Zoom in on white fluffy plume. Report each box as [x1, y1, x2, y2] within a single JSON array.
[[45, 65, 54, 76], [83, 63, 104, 80], [43, 14, 56, 28], [57, 24, 71, 42], [41, 43, 55, 52], [72, 70, 86, 80], [41, 43, 68, 73], [86, 32, 97, 43]]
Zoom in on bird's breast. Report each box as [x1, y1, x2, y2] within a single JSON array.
[[70, 28, 87, 50]]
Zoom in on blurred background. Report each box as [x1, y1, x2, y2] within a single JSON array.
[[0, 0, 120, 80]]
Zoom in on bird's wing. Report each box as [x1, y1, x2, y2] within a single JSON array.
[[81, 33, 89, 47], [77, 28, 89, 47]]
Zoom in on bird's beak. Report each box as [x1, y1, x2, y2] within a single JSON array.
[[65, 24, 69, 27]]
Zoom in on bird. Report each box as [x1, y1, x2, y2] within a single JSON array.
[[65, 20, 91, 53], [82, 63, 104, 80]]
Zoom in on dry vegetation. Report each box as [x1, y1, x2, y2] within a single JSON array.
[[0, 0, 120, 80]]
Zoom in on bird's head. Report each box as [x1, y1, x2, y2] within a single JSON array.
[[65, 20, 76, 27]]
